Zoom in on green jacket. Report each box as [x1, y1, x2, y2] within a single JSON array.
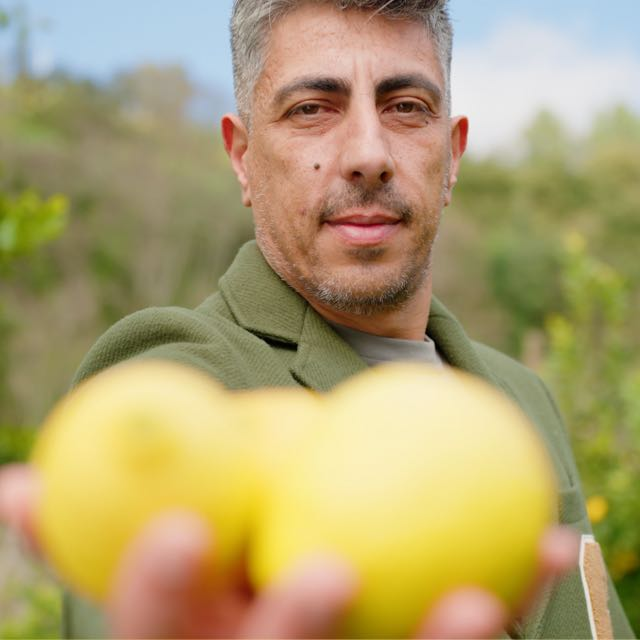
[[65, 241, 634, 639]]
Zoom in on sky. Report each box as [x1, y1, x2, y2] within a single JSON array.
[[2, 1, 639, 155]]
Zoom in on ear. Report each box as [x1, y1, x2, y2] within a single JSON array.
[[221, 113, 252, 207], [444, 115, 469, 207]]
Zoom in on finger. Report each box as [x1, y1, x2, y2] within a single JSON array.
[[0, 464, 41, 554], [417, 587, 508, 639], [108, 511, 214, 639], [539, 525, 580, 577], [240, 556, 357, 639], [513, 525, 580, 619]]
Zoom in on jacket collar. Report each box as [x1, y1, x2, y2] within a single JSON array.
[[218, 242, 364, 390], [219, 241, 501, 391]]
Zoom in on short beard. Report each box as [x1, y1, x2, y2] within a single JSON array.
[[308, 256, 431, 316], [257, 181, 440, 316]]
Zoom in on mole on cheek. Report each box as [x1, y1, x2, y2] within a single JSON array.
[[313, 163, 320, 170]]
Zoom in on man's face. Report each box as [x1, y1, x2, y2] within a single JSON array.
[[224, 4, 467, 316]]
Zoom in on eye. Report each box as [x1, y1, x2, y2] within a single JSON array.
[[288, 103, 323, 117], [390, 101, 429, 115]]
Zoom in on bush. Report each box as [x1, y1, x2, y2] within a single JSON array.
[[543, 234, 640, 633], [0, 425, 36, 465], [0, 187, 68, 273]]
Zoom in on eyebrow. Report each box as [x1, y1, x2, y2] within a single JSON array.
[[272, 72, 443, 110], [272, 76, 351, 109], [375, 74, 442, 106]]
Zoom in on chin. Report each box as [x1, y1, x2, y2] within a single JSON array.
[[306, 262, 427, 316]]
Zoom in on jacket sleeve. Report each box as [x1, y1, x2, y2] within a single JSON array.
[[70, 304, 268, 392]]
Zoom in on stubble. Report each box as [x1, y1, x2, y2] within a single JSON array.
[[256, 180, 443, 316]]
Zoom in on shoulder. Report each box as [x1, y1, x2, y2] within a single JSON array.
[[472, 340, 557, 413], [472, 339, 569, 445], [472, 341, 550, 403], [473, 340, 586, 509], [72, 293, 269, 389]]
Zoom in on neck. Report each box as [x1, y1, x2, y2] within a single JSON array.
[[307, 280, 433, 341]]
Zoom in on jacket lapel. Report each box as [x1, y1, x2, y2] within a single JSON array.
[[427, 297, 524, 406], [218, 241, 367, 391], [427, 298, 500, 384], [218, 241, 307, 344], [289, 303, 368, 391]]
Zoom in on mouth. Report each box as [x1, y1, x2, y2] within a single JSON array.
[[324, 211, 403, 246]]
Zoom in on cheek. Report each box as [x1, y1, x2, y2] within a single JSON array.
[[261, 130, 323, 172], [250, 138, 320, 199], [392, 134, 448, 181], [246, 152, 318, 239], [416, 149, 451, 196], [261, 148, 333, 222]]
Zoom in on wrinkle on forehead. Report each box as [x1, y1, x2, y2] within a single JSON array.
[[253, 4, 442, 114]]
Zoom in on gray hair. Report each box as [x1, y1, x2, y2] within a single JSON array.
[[230, 0, 453, 125]]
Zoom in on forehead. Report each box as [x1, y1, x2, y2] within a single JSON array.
[[256, 4, 442, 98]]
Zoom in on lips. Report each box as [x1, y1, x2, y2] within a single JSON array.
[[324, 212, 402, 246]]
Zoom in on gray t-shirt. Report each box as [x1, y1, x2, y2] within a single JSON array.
[[330, 322, 444, 368]]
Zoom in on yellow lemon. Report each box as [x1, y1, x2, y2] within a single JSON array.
[[231, 386, 326, 522], [32, 359, 253, 602], [250, 363, 558, 638], [233, 386, 325, 475]]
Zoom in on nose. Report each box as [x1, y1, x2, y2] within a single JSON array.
[[339, 104, 395, 187]]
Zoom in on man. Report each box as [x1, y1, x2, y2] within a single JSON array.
[[0, 0, 634, 637]]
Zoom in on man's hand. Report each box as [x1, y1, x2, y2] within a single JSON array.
[[0, 463, 579, 639]]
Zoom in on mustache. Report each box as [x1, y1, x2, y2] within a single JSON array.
[[317, 184, 414, 224]]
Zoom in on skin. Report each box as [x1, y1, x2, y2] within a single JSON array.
[[0, 5, 580, 639], [223, 5, 468, 339]]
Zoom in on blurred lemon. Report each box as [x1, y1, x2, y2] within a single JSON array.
[[33, 359, 253, 601], [232, 386, 326, 534], [232, 387, 324, 476], [251, 363, 558, 638]]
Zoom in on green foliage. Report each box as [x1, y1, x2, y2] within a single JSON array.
[[543, 235, 640, 633], [0, 424, 35, 465], [448, 104, 640, 356], [0, 188, 68, 271], [488, 228, 562, 352], [523, 110, 571, 164], [0, 153, 69, 423], [0, 73, 253, 425], [113, 64, 194, 123], [14, 75, 125, 141]]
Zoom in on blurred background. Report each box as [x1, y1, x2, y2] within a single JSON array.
[[0, 1, 638, 636]]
